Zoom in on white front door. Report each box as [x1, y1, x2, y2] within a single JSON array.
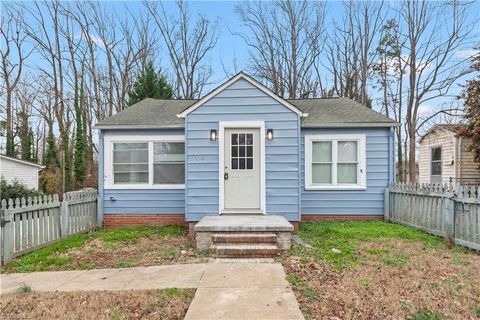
[[223, 128, 261, 212]]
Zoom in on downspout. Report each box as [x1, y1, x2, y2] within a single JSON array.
[[184, 116, 189, 222], [297, 114, 302, 223]]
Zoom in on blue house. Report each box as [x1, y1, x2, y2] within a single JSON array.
[[95, 72, 398, 238]]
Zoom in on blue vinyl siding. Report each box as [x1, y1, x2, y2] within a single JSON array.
[[100, 129, 185, 215], [98, 84, 396, 221], [186, 78, 301, 221], [301, 128, 394, 215]]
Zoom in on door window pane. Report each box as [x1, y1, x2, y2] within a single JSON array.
[[246, 134, 253, 145], [113, 142, 148, 184], [312, 164, 331, 184], [153, 142, 185, 184], [231, 132, 254, 170], [239, 158, 245, 170], [337, 163, 357, 184]]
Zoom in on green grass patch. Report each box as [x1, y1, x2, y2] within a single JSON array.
[[162, 288, 189, 298], [451, 257, 470, 266], [359, 278, 372, 288], [291, 221, 445, 269], [471, 305, 480, 317], [2, 225, 187, 273], [286, 274, 318, 301], [364, 247, 392, 255], [16, 283, 32, 294], [114, 260, 137, 268], [411, 309, 443, 320], [381, 254, 409, 268]]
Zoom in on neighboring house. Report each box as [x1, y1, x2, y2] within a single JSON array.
[[0, 154, 45, 190], [95, 72, 399, 228], [419, 124, 480, 185]]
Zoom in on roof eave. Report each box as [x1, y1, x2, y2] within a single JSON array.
[[301, 122, 400, 128], [93, 124, 185, 130], [0, 155, 45, 169]]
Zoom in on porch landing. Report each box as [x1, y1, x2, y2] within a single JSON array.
[[194, 215, 294, 257]]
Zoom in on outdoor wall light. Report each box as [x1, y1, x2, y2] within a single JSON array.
[[210, 129, 217, 141], [267, 129, 274, 141]]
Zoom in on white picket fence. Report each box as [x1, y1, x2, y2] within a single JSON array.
[[0, 189, 101, 266], [385, 183, 480, 251]]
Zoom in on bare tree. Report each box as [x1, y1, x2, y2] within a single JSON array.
[[235, 0, 326, 99], [324, 0, 385, 106], [145, 0, 219, 99], [400, 0, 474, 182], [0, 6, 33, 156]]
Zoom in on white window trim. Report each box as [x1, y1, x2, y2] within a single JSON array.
[[305, 134, 367, 190], [104, 135, 185, 189]]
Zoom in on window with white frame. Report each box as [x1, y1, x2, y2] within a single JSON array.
[[113, 142, 149, 184], [305, 134, 366, 189], [430, 146, 442, 184], [105, 136, 185, 188]]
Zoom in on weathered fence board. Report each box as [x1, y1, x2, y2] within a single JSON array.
[[1, 189, 99, 265], [386, 183, 480, 251]]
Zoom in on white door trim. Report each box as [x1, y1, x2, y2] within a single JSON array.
[[219, 121, 266, 214]]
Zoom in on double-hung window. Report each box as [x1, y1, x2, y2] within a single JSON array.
[[305, 134, 366, 190], [106, 136, 185, 189], [430, 146, 442, 184]]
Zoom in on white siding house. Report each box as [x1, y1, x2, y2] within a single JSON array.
[[419, 124, 480, 185], [0, 155, 45, 190]]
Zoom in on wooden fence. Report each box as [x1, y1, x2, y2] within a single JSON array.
[[385, 183, 480, 251], [0, 189, 100, 266]]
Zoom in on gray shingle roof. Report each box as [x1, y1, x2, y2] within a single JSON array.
[[94, 97, 398, 129], [95, 98, 196, 129], [289, 98, 398, 128]]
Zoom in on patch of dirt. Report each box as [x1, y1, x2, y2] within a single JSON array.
[[283, 239, 480, 320], [57, 233, 207, 270], [0, 289, 195, 320]]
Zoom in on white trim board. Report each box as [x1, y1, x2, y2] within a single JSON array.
[[218, 121, 266, 215], [103, 134, 185, 190], [177, 72, 307, 118]]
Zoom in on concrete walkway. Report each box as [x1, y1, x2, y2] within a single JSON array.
[[1, 263, 304, 320], [1, 264, 207, 293]]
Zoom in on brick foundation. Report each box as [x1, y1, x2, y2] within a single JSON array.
[[103, 214, 186, 228], [104, 214, 380, 228], [301, 214, 384, 222]]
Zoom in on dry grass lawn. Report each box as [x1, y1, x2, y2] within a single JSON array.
[[282, 221, 480, 320], [2, 225, 207, 273], [0, 288, 195, 320]]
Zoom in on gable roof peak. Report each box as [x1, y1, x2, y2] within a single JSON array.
[[177, 72, 307, 118]]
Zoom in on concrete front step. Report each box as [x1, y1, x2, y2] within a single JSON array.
[[212, 233, 277, 244], [210, 244, 280, 258]]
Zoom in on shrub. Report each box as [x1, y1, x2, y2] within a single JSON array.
[[39, 169, 63, 195], [0, 177, 43, 202]]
